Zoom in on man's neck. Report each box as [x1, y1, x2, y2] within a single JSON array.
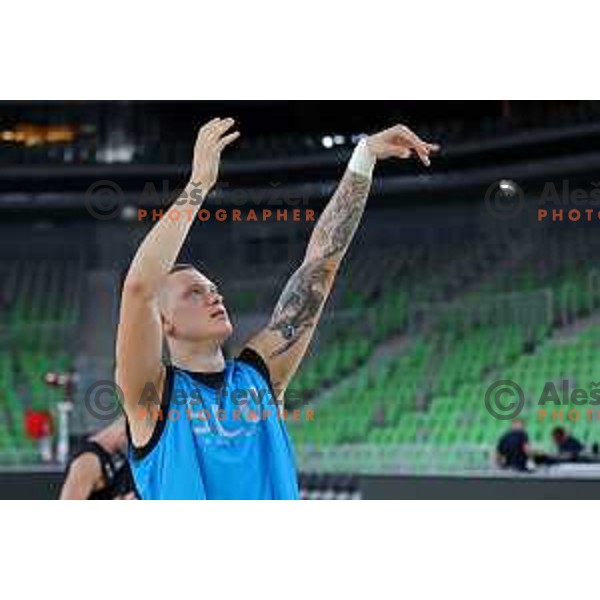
[[170, 342, 225, 373]]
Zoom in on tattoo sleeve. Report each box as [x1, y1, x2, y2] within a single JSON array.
[[268, 169, 372, 357]]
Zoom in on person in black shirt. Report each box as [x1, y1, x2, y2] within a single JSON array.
[[496, 419, 531, 471], [552, 426, 584, 459], [60, 417, 136, 500]]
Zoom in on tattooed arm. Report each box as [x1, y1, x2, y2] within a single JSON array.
[[246, 125, 439, 397]]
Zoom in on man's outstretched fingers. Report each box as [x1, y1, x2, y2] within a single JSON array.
[[410, 140, 430, 166], [217, 131, 240, 151], [210, 118, 235, 141], [199, 117, 221, 136], [418, 151, 431, 166], [196, 119, 220, 147], [203, 121, 225, 143], [416, 139, 438, 166]]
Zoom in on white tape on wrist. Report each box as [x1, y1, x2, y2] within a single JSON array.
[[348, 137, 376, 178]]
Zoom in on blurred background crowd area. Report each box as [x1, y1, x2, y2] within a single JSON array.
[[1, 100, 598, 165], [2, 101, 600, 490]]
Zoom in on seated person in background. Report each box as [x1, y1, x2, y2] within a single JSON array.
[[552, 426, 584, 459], [60, 416, 136, 500], [496, 419, 530, 472]]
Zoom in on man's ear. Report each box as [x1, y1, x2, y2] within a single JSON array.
[[160, 312, 175, 337], [161, 335, 171, 364]]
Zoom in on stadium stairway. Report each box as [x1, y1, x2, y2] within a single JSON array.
[[70, 269, 121, 433]]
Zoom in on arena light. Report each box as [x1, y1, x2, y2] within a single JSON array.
[[499, 179, 518, 196], [99, 144, 136, 163], [321, 135, 334, 149], [121, 205, 138, 221], [0, 124, 77, 145]]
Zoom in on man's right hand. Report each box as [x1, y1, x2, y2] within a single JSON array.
[[190, 117, 240, 192], [366, 124, 439, 166]]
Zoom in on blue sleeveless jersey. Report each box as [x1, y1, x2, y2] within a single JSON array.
[[127, 349, 299, 500]]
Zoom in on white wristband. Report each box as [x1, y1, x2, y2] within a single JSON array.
[[348, 137, 376, 178]]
